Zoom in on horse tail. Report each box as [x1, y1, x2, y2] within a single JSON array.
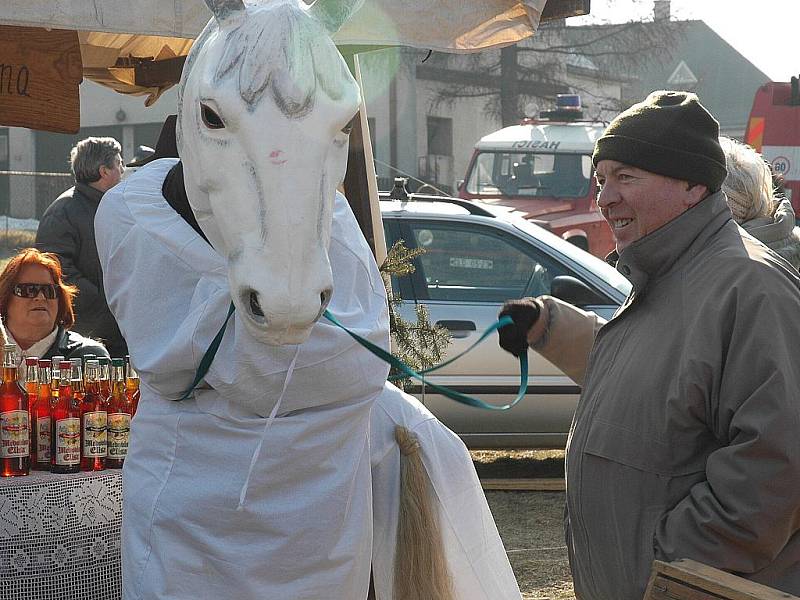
[[393, 426, 455, 600]]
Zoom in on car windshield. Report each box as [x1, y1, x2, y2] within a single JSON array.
[[466, 151, 593, 198]]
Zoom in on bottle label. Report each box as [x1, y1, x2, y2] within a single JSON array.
[[55, 417, 80, 465], [36, 415, 51, 462], [82, 411, 107, 457], [0, 410, 29, 458], [108, 413, 130, 459]]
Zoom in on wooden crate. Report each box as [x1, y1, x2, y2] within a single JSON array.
[[645, 559, 799, 600]]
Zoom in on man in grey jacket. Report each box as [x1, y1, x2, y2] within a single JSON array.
[[36, 137, 127, 357], [499, 91, 800, 599]]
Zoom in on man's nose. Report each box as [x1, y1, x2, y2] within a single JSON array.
[[596, 185, 616, 208]]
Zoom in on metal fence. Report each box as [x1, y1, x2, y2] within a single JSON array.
[[0, 170, 73, 221]]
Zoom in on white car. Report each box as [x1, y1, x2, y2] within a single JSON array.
[[381, 193, 631, 448]]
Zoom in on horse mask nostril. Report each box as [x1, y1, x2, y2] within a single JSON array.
[[320, 288, 331, 306], [249, 291, 265, 318]]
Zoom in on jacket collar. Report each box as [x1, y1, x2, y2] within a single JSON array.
[[611, 191, 732, 292], [75, 182, 105, 205]]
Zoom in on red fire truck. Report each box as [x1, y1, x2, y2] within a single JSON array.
[[458, 95, 615, 258], [745, 77, 800, 213]]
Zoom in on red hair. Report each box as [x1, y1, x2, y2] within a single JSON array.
[[0, 248, 78, 328]]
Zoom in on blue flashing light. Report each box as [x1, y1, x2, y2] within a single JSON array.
[[556, 94, 582, 109]]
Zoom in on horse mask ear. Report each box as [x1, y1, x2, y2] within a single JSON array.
[[203, 0, 246, 23], [308, 0, 364, 34]]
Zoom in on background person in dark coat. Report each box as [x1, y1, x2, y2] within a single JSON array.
[[35, 137, 127, 357]]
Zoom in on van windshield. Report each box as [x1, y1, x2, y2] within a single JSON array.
[[466, 151, 593, 198]]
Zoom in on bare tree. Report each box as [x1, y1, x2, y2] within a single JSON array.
[[427, 15, 688, 126]]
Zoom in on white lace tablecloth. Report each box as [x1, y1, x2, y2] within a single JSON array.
[[0, 470, 122, 600]]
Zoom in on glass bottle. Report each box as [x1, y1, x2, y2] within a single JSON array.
[[82, 354, 97, 385], [80, 360, 107, 471], [98, 357, 111, 400], [107, 358, 132, 469], [50, 354, 64, 407], [51, 360, 80, 473], [125, 356, 140, 416], [31, 359, 52, 470], [23, 357, 39, 468], [0, 344, 30, 477], [70, 358, 85, 404]]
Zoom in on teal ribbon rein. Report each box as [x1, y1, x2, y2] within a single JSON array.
[[180, 303, 529, 411], [178, 301, 236, 401], [323, 311, 529, 411]]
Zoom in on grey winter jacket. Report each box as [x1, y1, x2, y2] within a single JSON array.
[[740, 197, 800, 270], [536, 192, 800, 599], [36, 183, 127, 357]]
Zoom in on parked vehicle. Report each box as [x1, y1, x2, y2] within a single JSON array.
[[457, 94, 615, 258], [745, 76, 800, 212], [380, 192, 631, 448]]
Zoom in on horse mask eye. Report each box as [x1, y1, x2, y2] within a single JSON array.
[[201, 103, 225, 129]]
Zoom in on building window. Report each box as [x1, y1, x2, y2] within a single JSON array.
[[427, 116, 453, 157]]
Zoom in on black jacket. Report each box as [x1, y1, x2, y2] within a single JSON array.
[[40, 326, 110, 361], [36, 183, 127, 356]]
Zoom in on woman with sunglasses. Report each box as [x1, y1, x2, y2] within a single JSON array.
[[0, 248, 108, 363]]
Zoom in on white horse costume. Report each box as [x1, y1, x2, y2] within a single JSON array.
[[95, 0, 521, 597], [96, 158, 389, 599]]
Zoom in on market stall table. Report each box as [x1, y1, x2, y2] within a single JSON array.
[[0, 470, 121, 600]]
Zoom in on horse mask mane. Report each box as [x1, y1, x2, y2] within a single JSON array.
[[176, 0, 362, 346]]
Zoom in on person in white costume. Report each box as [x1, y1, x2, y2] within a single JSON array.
[[96, 157, 522, 599], [96, 158, 390, 599]]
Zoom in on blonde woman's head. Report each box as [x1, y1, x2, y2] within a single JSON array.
[[720, 137, 776, 224]]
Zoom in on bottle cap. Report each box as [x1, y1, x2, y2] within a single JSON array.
[[111, 358, 125, 367], [59, 360, 72, 370], [38, 358, 51, 368], [25, 356, 38, 365]]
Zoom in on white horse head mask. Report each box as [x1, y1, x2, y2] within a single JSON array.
[[177, 0, 363, 345]]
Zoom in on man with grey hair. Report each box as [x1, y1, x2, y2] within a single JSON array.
[[36, 137, 127, 356]]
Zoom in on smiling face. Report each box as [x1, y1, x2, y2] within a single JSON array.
[[7, 264, 59, 347], [595, 160, 708, 252]]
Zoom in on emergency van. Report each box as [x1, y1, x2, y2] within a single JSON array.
[[458, 95, 615, 258], [745, 77, 800, 212]]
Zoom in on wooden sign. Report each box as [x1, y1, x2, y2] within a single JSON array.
[[0, 25, 82, 133], [645, 559, 800, 600]]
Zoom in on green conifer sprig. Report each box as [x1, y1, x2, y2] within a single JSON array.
[[380, 240, 451, 387]]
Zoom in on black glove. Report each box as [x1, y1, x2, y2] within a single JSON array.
[[498, 298, 541, 357]]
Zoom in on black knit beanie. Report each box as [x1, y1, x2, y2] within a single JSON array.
[[592, 90, 727, 191]]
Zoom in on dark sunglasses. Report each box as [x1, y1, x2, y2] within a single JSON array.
[[13, 283, 58, 300]]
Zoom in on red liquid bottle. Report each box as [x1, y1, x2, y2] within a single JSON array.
[[106, 359, 132, 469], [31, 359, 52, 470], [81, 360, 107, 471], [51, 360, 80, 473], [24, 357, 38, 466], [0, 344, 30, 477], [125, 356, 140, 416], [98, 357, 111, 400], [49, 355, 64, 408]]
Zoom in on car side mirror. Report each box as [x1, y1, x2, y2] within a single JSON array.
[[550, 275, 607, 307], [456, 179, 465, 191]]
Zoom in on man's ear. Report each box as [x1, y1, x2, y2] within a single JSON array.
[[684, 182, 709, 207]]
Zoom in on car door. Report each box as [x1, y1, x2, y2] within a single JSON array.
[[385, 215, 614, 448]]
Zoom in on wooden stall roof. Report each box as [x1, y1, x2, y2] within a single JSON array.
[[0, 0, 588, 103]]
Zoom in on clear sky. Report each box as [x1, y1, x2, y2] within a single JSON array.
[[570, 0, 798, 82]]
